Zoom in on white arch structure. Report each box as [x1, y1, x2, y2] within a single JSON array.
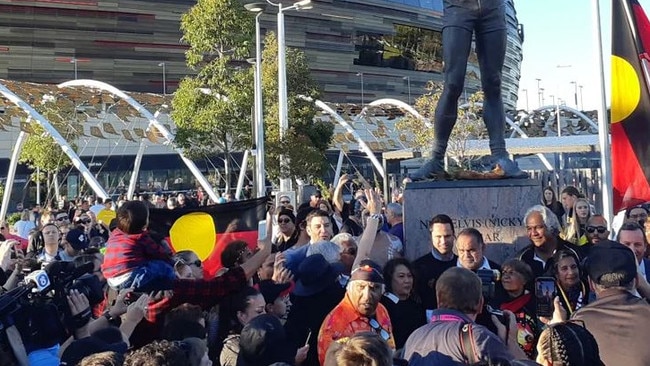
[[0, 82, 109, 221], [523, 105, 599, 131], [299, 95, 385, 178], [58, 80, 219, 203]]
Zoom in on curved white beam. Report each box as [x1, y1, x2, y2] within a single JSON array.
[[0, 131, 28, 221], [58, 79, 220, 202], [0, 83, 109, 204], [368, 98, 433, 128], [299, 95, 385, 179], [531, 105, 599, 130]]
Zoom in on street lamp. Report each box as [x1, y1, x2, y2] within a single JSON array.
[[570, 81, 578, 109], [158, 62, 166, 95], [579, 85, 584, 110], [71, 58, 78, 80], [522, 88, 529, 111], [266, 0, 313, 192], [357, 72, 364, 106], [550, 94, 556, 106], [536, 78, 542, 108], [403, 76, 411, 105], [539, 87, 545, 106], [245, 2, 267, 198]]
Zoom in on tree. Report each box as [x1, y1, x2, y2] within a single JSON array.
[[19, 93, 80, 203], [395, 81, 486, 169], [172, 0, 255, 191], [173, 0, 333, 188], [260, 32, 334, 183]]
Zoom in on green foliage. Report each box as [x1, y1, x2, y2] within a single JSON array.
[[180, 0, 254, 67], [174, 0, 332, 186], [7, 212, 20, 226], [395, 81, 486, 169], [19, 96, 79, 178], [261, 32, 334, 182], [173, 0, 257, 190]]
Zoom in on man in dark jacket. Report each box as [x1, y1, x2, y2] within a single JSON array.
[[284, 254, 345, 366], [517, 205, 582, 279]]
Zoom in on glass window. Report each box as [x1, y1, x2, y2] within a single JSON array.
[[354, 24, 444, 73]]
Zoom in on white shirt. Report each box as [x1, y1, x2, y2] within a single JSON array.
[[14, 220, 35, 239], [456, 256, 491, 270]]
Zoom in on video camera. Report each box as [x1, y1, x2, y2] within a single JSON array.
[[0, 260, 104, 359], [477, 269, 501, 301]]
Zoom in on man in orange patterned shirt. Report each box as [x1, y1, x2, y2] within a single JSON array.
[[317, 260, 395, 364]]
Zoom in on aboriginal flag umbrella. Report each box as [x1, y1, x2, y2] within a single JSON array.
[[147, 197, 267, 277]]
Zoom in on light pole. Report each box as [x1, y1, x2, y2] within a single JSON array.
[[570, 81, 578, 109], [357, 72, 364, 106], [158, 62, 166, 95], [266, 0, 312, 192], [536, 78, 542, 108], [550, 94, 556, 106], [71, 58, 78, 80], [540, 87, 545, 106], [522, 88, 529, 111], [579, 85, 584, 110], [403, 76, 411, 105], [245, 2, 267, 198]]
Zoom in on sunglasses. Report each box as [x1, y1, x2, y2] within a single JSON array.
[[278, 218, 292, 224], [56, 216, 69, 221], [80, 219, 91, 224], [586, 226, 607, 234], [280, 200, 290, 205], [189, 259, 202, 268], [368, 318, 390, 341], [342, 247, 357, 256]]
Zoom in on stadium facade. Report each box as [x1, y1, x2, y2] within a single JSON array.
[[0, 0, 524, 202], [0, 0, 523, 109]]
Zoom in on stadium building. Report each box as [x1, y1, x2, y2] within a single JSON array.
[[0, 0, 525, 203], [0, 0, 523, 108]]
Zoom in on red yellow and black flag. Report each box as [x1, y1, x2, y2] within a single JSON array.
[[611, 0, 650, 211], [147, 197, 267, 277]]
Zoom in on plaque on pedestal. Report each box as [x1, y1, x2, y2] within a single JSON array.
[[403, 179, 540, 264]]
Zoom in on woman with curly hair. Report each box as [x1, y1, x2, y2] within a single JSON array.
[[536, 321, 604, 365]]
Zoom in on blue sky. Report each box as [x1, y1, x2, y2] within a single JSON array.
[[515, 0, 650, 111]]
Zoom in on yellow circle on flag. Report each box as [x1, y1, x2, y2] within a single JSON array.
[[611, 55, 641, 123], [169, 212, 216, 261], [96, 209, 116, 227]]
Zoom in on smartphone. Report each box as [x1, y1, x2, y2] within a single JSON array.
[[258, 220, 267, 241], [304, 329, 312, 346], [535, 277, 557, 317]]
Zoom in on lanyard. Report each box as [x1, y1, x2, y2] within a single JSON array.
[[431, 314, 466, 323], [557, 281, 585, 315]]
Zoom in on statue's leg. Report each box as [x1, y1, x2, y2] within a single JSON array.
[[411, 25, 473, 181], [476, 5, 527, 178]]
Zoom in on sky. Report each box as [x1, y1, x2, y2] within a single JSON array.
[[515, 0, 650, 111]]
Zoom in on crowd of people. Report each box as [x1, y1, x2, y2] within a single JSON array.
[[0, 174, 649, 366]]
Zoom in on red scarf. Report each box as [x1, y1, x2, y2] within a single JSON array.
[[500, 293, 532, 313]]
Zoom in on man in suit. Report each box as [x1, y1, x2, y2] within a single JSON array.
[[617, 222, 650, 282], [413, 214, 458, 313]]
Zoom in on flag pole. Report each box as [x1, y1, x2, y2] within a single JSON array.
[[593, 0, 614, 225]]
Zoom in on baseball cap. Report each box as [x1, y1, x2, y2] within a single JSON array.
[[66, 228, 89, 251], [584, 240, 637, 286]]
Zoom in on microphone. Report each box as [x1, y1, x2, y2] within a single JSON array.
[[24, 270, 51, 292]]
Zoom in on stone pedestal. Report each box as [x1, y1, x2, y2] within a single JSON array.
[[403, 179, 540, 264]]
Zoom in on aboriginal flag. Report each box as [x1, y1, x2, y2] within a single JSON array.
[[611, 0, 650, 211], [147, 197, 267, 277]]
